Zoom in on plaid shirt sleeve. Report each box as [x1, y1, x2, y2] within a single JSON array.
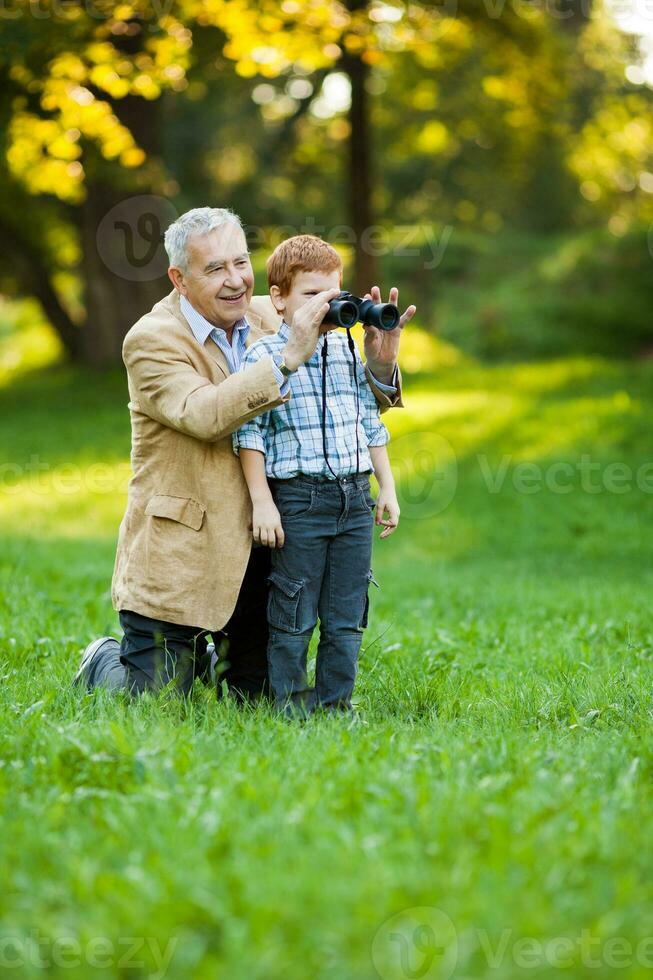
[[232, 345, 269, 456], [357, 356, 390, 448]]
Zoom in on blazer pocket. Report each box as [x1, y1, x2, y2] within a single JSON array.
[[144, 494, 205, 531]]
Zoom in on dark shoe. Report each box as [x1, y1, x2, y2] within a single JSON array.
[[195, 642, 219, 686], [73, 636, 121, 691]]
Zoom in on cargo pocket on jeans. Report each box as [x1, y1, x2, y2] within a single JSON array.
[[360, 569, 380, 630], [267, 571, 304, 633]]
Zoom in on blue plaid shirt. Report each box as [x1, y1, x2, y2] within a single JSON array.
[[233, 321, 389, 479]]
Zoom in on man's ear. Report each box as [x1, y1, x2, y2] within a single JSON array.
[[269, 285, 285, 314], [168, 266, 187, 295]]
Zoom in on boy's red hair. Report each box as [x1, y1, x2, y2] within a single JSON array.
[[266, 235, 342, 296]]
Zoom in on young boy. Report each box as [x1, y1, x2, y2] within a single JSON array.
[[233, 235, 400, 714]]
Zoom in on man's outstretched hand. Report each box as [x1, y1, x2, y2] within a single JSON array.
[[362, 286, 416, 386]]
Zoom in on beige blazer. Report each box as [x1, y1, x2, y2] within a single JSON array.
[[111, 289, 403, 631]]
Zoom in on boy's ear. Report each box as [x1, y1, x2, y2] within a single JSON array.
[[270, 285, 285, 314]]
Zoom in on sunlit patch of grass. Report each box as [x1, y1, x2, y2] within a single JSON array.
[[0, 297, 63, 386], [0, 461, 130, 538], [493, 355, 610, 395], [394, 325, 466, 373]]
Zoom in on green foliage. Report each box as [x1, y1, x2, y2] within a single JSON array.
[[1, 349, 653, 977], [377, 227, 653, 360]]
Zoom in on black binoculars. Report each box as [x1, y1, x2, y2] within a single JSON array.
[[323, 291, 400, 331]]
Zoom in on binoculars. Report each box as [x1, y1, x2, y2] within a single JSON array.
[[323, 291, 400, 331]]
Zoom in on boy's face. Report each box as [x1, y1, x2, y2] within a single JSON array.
[[271, 269, 342, 334]]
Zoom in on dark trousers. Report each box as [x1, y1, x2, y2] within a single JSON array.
[[89, 547, 271, 699], [267, 474, 375, 711]]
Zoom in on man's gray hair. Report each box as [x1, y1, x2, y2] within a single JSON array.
[[164, 207, 243, 272]]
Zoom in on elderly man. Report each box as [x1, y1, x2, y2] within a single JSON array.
[[74, 207, 413, 699]]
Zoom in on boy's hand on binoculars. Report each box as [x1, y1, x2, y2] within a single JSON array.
[[362, 286, 416, 381], [284, 288, 341, 371], [252, 500, 285, 549], [375, 488, 400, 539]]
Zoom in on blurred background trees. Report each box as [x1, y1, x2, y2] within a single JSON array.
[[0, 0, 651, 368]]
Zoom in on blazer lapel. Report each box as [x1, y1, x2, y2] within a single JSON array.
[[245, 311, 263, 347], [204, 337, 230, 379], [167, 289, 229, 379]]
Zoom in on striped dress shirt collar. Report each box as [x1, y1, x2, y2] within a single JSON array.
[[180, 295, 250, 373]]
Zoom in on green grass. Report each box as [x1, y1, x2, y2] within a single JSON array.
[[1, 339, 653, 979]]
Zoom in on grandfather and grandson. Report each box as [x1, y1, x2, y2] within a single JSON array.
[[74, 207, 415, 712]]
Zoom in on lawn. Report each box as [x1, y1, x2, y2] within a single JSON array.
[[1, 321, 653, 979]]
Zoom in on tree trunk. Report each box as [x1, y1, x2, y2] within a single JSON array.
[[0, 208, 83, 361], [33, 273, 83, 361], [75, 179, 171, 369], [342, 0, 377, 293], [560, 0, 592, 31], [73, 52, 172, 369], [3, 184, 170, 370]]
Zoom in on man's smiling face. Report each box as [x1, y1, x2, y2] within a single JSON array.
[[171, 223, 254, 329]]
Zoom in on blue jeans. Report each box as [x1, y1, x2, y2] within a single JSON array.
[[268, 474, 375, 712]]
